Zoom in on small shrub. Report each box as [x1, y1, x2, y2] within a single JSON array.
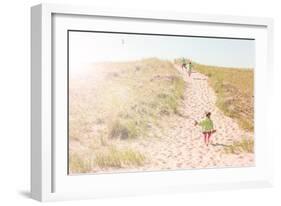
[[108, 119, 138, 139], [135, 66, 141, 71], [95, 118, 105, 124]]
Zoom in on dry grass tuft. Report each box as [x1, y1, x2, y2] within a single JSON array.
[[69, 152, 92, 174], [224, 138, 254, 154], [94, 146, 146, 168]]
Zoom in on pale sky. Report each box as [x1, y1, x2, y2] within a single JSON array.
[[69, 31, 255, 72]]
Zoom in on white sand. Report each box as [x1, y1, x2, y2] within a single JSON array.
[[111, 65, 254, 170], [90, 66, 254, 173]]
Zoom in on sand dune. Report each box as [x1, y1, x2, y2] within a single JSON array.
[[93, 65, 254, 173]]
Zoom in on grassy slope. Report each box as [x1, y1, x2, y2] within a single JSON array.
[[194, 63, 254, 132], [69, 58, 185, 173]]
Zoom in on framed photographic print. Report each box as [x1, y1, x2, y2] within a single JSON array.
[[31, 3, 274, 201]]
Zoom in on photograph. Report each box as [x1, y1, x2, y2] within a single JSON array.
[[68, 31, 255, 175]]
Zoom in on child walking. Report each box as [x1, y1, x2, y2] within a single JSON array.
[[188, 61, 193, 77], [181, 58, 187, 71], [195, 112, 216, 146]]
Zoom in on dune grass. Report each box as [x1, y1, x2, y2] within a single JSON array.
[[94, 146, 146, 168], [193, 63, 254, 132], [69, 58, 184, 173], [69, 58, 185, 141], [224, 138, 254, 154], [69, 152, 92, 174], [69, 146, 146, 173]]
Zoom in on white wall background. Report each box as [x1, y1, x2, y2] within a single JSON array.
[[0, 0, 280, 205]]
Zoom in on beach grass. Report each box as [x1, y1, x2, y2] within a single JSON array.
[[69, 58, 184, 173], [94, 146, 146, 168], [69, 146, 146, 173], [193, 63, 254, 132], [224, 138, 254, 154]]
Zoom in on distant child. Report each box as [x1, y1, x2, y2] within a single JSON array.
[[181, 58, 187, 71], [188, 61, 193, 77], [194, 112, 216, 146]]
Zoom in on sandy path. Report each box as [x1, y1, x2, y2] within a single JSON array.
[[94, 65, 254, 173], [118, 65, 255, 172]]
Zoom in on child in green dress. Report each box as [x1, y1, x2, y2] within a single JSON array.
[[195, 112, 216, 146]]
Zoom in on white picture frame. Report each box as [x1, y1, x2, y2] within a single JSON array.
[[31, 3, 274, 202]]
